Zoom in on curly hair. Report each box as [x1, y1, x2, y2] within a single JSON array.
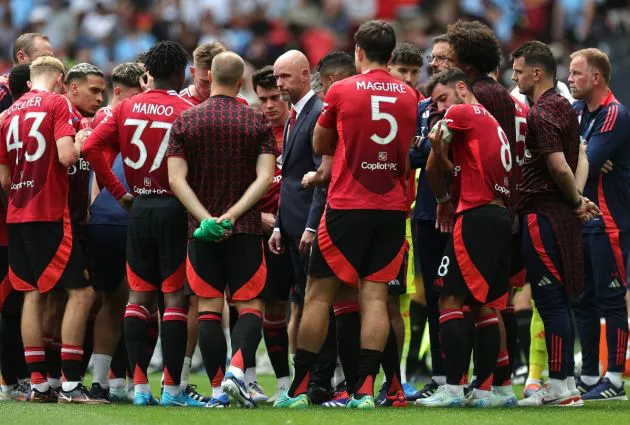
[[144, 41, 189, 80], [447, 20, 501, 74]]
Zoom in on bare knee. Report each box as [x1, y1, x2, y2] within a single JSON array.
[[438, 294, 465, 311], [266, 300, 288, 318]]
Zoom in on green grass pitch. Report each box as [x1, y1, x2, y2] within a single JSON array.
[[1, 374, 628, 425]]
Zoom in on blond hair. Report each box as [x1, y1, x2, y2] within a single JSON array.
[[29, 56, 66, 80], [193, 42, 226, 70], [570, 48, 612, 84]]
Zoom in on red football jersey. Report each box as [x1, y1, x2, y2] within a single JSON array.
[[90, 106, 117, 170], [83, 90, 194, 199], [0, 110, 8, 245], [92, 106, 112, 128], [179, 85, 249, 106], [318, 69, 417, 211], [0, 89, 76, 223], [443, 103, 512, 214], [257, 125, 284, 214]]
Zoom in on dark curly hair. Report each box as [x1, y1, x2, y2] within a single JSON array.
[[447, 20, 502, 75], [144, 41, 189, 80]]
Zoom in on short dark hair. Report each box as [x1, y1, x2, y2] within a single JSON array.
[[12, 33, 49, 64], [112, 63, 145, 89], [8, 64, 30, 100], [447, 20, 501, 74], [317, 51, 356, 77], [252, 65, 277, 92], [390, 43, 423, 68], [354, 20, 396, 65], [433, 34, 450, 45], [425, 68, 471, 97], [66, 63, 104, 84], [144, 41, 189, 80], [510, 41, 556, 78]]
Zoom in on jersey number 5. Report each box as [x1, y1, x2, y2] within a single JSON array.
[[370, 96, 398, 145], [123, 119, 172, 172], [5, 112, 47, 164]]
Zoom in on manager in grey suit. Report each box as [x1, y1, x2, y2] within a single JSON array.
[[269, 50, 326, 350]]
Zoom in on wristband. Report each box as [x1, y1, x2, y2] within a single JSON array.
[[436, 194, 451, 204]]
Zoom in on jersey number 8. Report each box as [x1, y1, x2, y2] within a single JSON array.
[[497, 125, 512, 173]]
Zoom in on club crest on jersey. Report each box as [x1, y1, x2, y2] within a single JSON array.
[[378, 152, 387, 162], [144, 177, 152, 187]]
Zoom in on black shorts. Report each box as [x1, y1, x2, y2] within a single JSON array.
[[187, 234, 266, 301], [388, 247, 409, 296], [309, 207, 406, 286], [8, 216, 88, 293], [261, 237, 294, 301], [126, 196, 187, 293], [437, 205, 511, 309], [87, 224, 127, 293]]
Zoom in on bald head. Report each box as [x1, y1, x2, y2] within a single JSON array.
[[276, 50, 310, 71], [211, 52, 245, 88], [274, 50, 312, 104]]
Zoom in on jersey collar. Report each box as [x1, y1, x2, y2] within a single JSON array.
[[600, 89, 618, 107]]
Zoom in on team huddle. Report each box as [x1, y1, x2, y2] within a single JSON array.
[[0, 17, 627, 410]]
